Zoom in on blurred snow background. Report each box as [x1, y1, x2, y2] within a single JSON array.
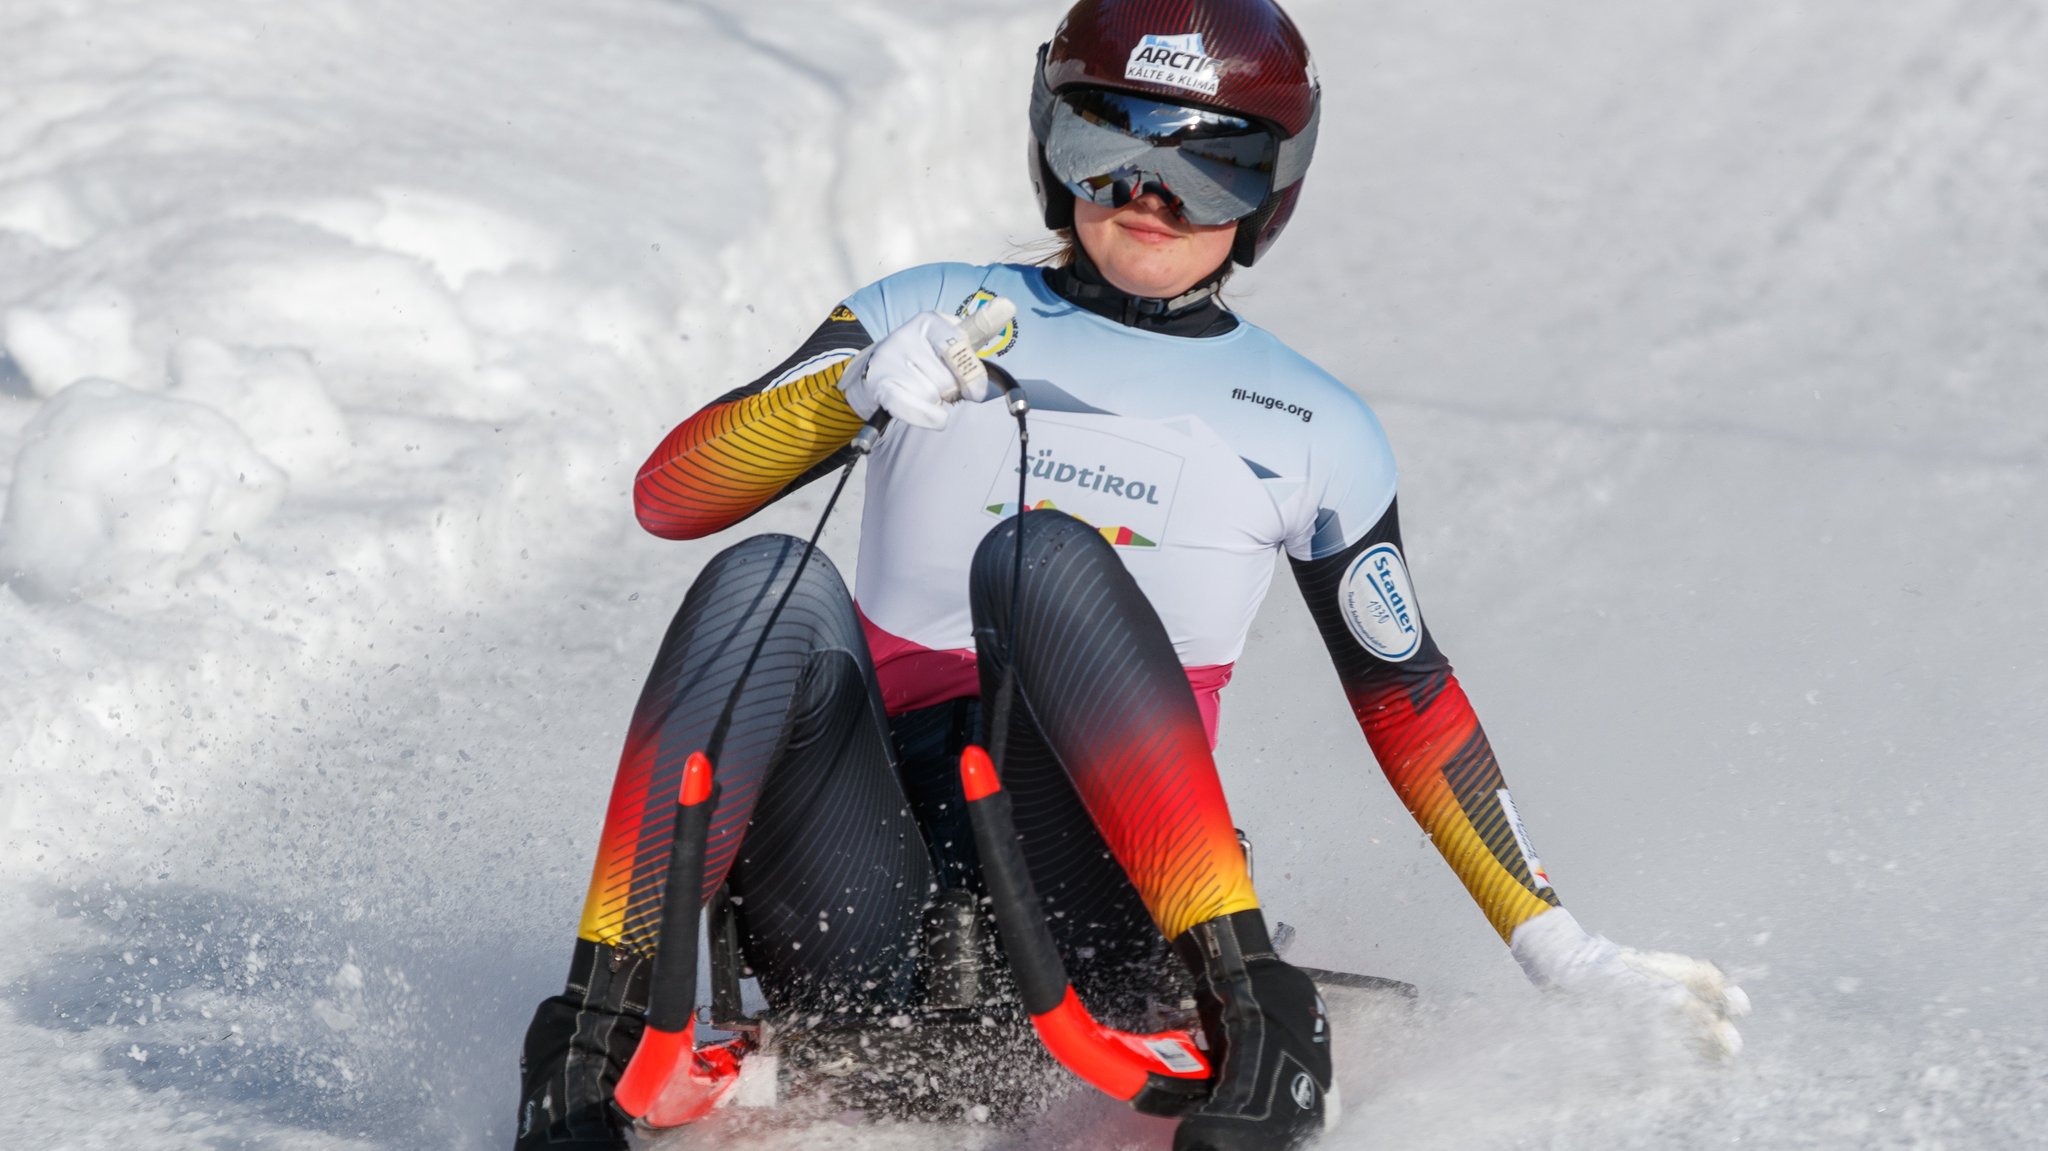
[[1, 0, 2042, 1147]]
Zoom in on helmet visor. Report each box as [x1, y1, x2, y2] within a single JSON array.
[[1043, 87, 1278, 227]]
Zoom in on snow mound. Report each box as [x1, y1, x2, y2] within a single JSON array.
[[0, 175, 99, 251], [0, 378, 286, 598], [252, 186, 565, 290], [167, 337, 351, 482], [141, 222, 486, 411], [1, 286, 145, 397]]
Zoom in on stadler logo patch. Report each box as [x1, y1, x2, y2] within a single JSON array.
[[1341, 543, 1422, 661], [1126, 33, 1221, 97], [1290, 1072, 1318, 1111]]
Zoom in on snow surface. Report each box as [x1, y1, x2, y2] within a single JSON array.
[[2, 0, 2044, 1147]]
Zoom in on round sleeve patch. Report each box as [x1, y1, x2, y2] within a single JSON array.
[[1341, 543, 1423, 661]]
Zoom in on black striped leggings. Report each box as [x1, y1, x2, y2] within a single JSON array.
[[578, 511, 1242, 1021]]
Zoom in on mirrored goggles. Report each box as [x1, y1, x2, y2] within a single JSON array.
[[1041, 86, 1279, 227]]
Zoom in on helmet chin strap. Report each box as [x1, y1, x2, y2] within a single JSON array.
[[1148, 278, 1226, 316]]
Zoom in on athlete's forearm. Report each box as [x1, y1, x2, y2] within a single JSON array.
[[1291, 499, 1562, 942], [1344, 668, 1559, 941], [633, 311, 871, 540], [634, 364, 864, 539]]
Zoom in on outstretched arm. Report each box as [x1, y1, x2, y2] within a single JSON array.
[[633, 308, 872, 540], [1289, 497, 1561, 943], [1291, 498, 1747, 1054]]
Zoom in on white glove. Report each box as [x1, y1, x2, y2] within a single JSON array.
[[838, 298, 1017, 431], [1510, 908, 1751, 1059]]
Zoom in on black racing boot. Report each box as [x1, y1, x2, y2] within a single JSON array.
[[513, 940, 651, 1149], [1172, 910, 1334, 1151]]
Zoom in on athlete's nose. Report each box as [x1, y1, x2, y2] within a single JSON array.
[[1124, 189, 1187, 223]]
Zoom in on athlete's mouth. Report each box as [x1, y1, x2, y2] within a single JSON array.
[[1118, 216, 1186, 243]]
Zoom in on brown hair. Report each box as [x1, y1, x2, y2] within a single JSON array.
[[1018, 227, 1080, 268]]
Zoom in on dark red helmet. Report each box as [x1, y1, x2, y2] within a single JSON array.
[[1029, 0, 1321, 268]]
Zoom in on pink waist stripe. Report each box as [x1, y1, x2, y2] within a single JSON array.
[[858, 607, 1233, 749]]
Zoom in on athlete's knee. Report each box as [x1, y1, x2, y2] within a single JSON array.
[[675, 533, 856, 637], [971, 509, 1115, 596], [696, 532, 849, 600], [645, 533, 861, 678]]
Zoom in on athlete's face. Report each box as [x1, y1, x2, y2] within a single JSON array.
[[1073, 194, 1237, 300]]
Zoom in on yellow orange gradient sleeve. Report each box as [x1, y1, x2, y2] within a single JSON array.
[[633, 358, 866, 540]]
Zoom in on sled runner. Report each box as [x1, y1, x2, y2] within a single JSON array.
[[609, 743, 1417, 1134], [956, 743, 1215, 1115]]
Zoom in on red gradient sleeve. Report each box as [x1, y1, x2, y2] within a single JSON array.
[[1346, 671, 1560, 940], [1292, 499, 1563, 942]]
